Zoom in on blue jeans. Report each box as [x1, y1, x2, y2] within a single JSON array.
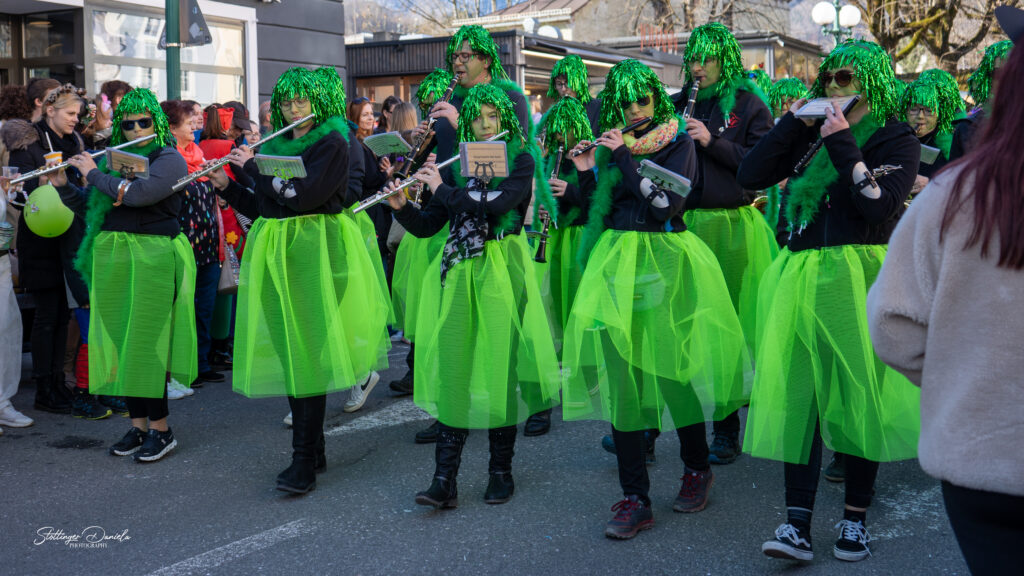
[[194, 262, 221, 373]]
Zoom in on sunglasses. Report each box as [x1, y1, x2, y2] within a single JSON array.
[[120, 117, 153, 131], [622, 95, 652, 109], [820, 70, 856, 88]]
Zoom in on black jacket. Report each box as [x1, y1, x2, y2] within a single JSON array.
[[585, 98, 602, 139], [553, 157, 588, 227], [576, 124, 698, 233], [917, 129, 950, 179], [737, 113, 920, 252], [217, 131, 350, 220], [394, 150, 534, 240], [89, 146, 188, 240], [948, 109, 984, 163], [671, 85, 773, 208]]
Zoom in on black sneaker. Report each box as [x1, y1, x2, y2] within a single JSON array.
[[415, 420, 440, 444], [72, 389, 112, 420], [523, 409, 551, 436], [672, 467, 713, 512], [389, 371, 414, 396], [604, 495, 654, 539], [110, 427, 146, 456], [98, 396, 129, 417], [824, 453, 846, 482], [833, 519, 871, 562], [133, 428, 177, 462], [708, 433, 740, 465], [762, 523, 814, 561], [199, 370, 225, 383]]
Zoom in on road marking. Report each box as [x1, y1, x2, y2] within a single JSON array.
[[147, 519, 313, 576], [325, 398, 432, 436]]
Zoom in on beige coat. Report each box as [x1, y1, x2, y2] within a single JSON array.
[[867, 165, 1024, 497]]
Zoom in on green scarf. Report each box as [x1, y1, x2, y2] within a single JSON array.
[[784, 116, 880, 232], [74, 140, 163, 288], [259, 115, 349, 157]]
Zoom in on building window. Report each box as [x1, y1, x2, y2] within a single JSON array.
[[23, 11, 76, 59], [0, 16, 12, 59], [90, 8, 245, 105]]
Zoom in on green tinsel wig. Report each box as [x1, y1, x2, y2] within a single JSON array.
[[313, 66, 347, 119], [683, 23, 746, 87], [446, 25, 509, 81], [547, 55, 592, 103], [901, 68, 966, 135], [541, 97, 594, 155], [748, 68, 773, 98], [969, 40, 1013, 108], [769, 78, 808, 117], [455, 83, 523, 145], [269, 67, 335, 132], [111, 88, 172, 147], [808, 39, 901, 124], [416, 68, 454, 106], [597, 59, 675, 132]]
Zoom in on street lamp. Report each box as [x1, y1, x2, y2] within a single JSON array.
[[812, 1, 861, 48]]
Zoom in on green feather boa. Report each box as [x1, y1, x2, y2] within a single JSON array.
[[695, 76, 769, 126], [784, 116, 880, 231], [260, 115, 349, 157], [74, 141, 163, 288]]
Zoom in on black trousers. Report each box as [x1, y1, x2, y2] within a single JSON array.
[[30, 287, 69, 380], [126, 386, 170, 421], [712, 409, 740, 436], [613, 423, 709, 505], [784, 425, 879, 510], [942, 481, 1024, 576]]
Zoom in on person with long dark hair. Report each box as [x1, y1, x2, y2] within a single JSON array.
[[867, 7, 1024, 574]]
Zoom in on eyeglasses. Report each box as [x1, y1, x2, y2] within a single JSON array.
[[120, 117, 153, 131], [281, 98, 311, 109], [906, 106, 936, 117], [554, 79, 570, 89], [820, 70, 856, 88], [449, 51, 482, 64], [622, 95, 652, 109]]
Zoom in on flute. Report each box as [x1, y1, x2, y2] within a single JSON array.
[[394, 73, 461, 180], [682, 79, 701, 120], [792, 95, 862, 176], [10, 134, 157, 185], [172, 112, 316, 192], [354, 130, 509, 214], [570, 117, 651, 157]]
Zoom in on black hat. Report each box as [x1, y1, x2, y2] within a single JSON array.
[[996, 5, 1024, 44]]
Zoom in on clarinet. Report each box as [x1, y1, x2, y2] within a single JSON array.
[[682, 79, 701, 120], [394, 74, 461, 180], [792, 94, 862, 176], [534, 146, 563, 264]]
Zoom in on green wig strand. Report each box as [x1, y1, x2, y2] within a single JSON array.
[[769, 78, 808, 117], [312, 66, 348, 119], [968, 40, 1013, 108], [808, 39, 901, 124], [900, 68, 966, 136], [748, 68, 773, 98], [269, 67, 334, 132], [446, 25, 509, 81], [541, 97, 594, 156], [455, 83, 523, 145], [682, 23, 747, 88], [110, 88, 173, 147], [416, 68, 454, 106], [547, 55, 592, 103], [597, 59, 675, 132]]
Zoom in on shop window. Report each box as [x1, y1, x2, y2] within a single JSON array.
[[23, 11, 76, 58], [0, 16, 12, 59]]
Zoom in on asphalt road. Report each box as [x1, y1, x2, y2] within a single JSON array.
[[3, 343, 968, 575]]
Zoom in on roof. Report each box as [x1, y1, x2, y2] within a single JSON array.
[[488, 0, 591, 16]]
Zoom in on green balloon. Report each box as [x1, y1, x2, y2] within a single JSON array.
[[25, 184, 74, 238]]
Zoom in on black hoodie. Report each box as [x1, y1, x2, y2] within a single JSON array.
[[737, 112, 920, 252], [671, 83, 773, 208]]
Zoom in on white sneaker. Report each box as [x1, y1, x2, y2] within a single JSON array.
[[167, 378, 194, 400], [0, 404, 35, 427], [283, 411, 293, 427], [343, 371, 380, 413]]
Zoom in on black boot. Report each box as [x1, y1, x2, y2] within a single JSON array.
[[52, 374, 74, 406], [524, 408, 552, 437], [415, 425, 466, 509], [33, 376, 71, 414], [484, 426, 516, 504], [415, 420, 440, 444], [276, 395, 325, 494], [315, 430, 326, 473]]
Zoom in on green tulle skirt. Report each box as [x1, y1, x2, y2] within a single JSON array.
[[88, 232, 197, 398], [344, 207, 395, 325], [391, 224, 448, 340], [536, 224, 585, 353], [233, 213, 391, 398], [684, 206, 779, 351], [413, 233, 561, 429], [744, 245, 921, 464], [561, 230, 751, 432]]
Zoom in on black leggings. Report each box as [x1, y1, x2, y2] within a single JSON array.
[[30, 287, 69, 380], [784, 424, 879, 510], [126, 387, 169, 421], [613, 423, 709, 505], [942, 481, 1024, 576]]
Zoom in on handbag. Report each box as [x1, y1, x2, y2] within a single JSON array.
[[217, 247, 240, 295]]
